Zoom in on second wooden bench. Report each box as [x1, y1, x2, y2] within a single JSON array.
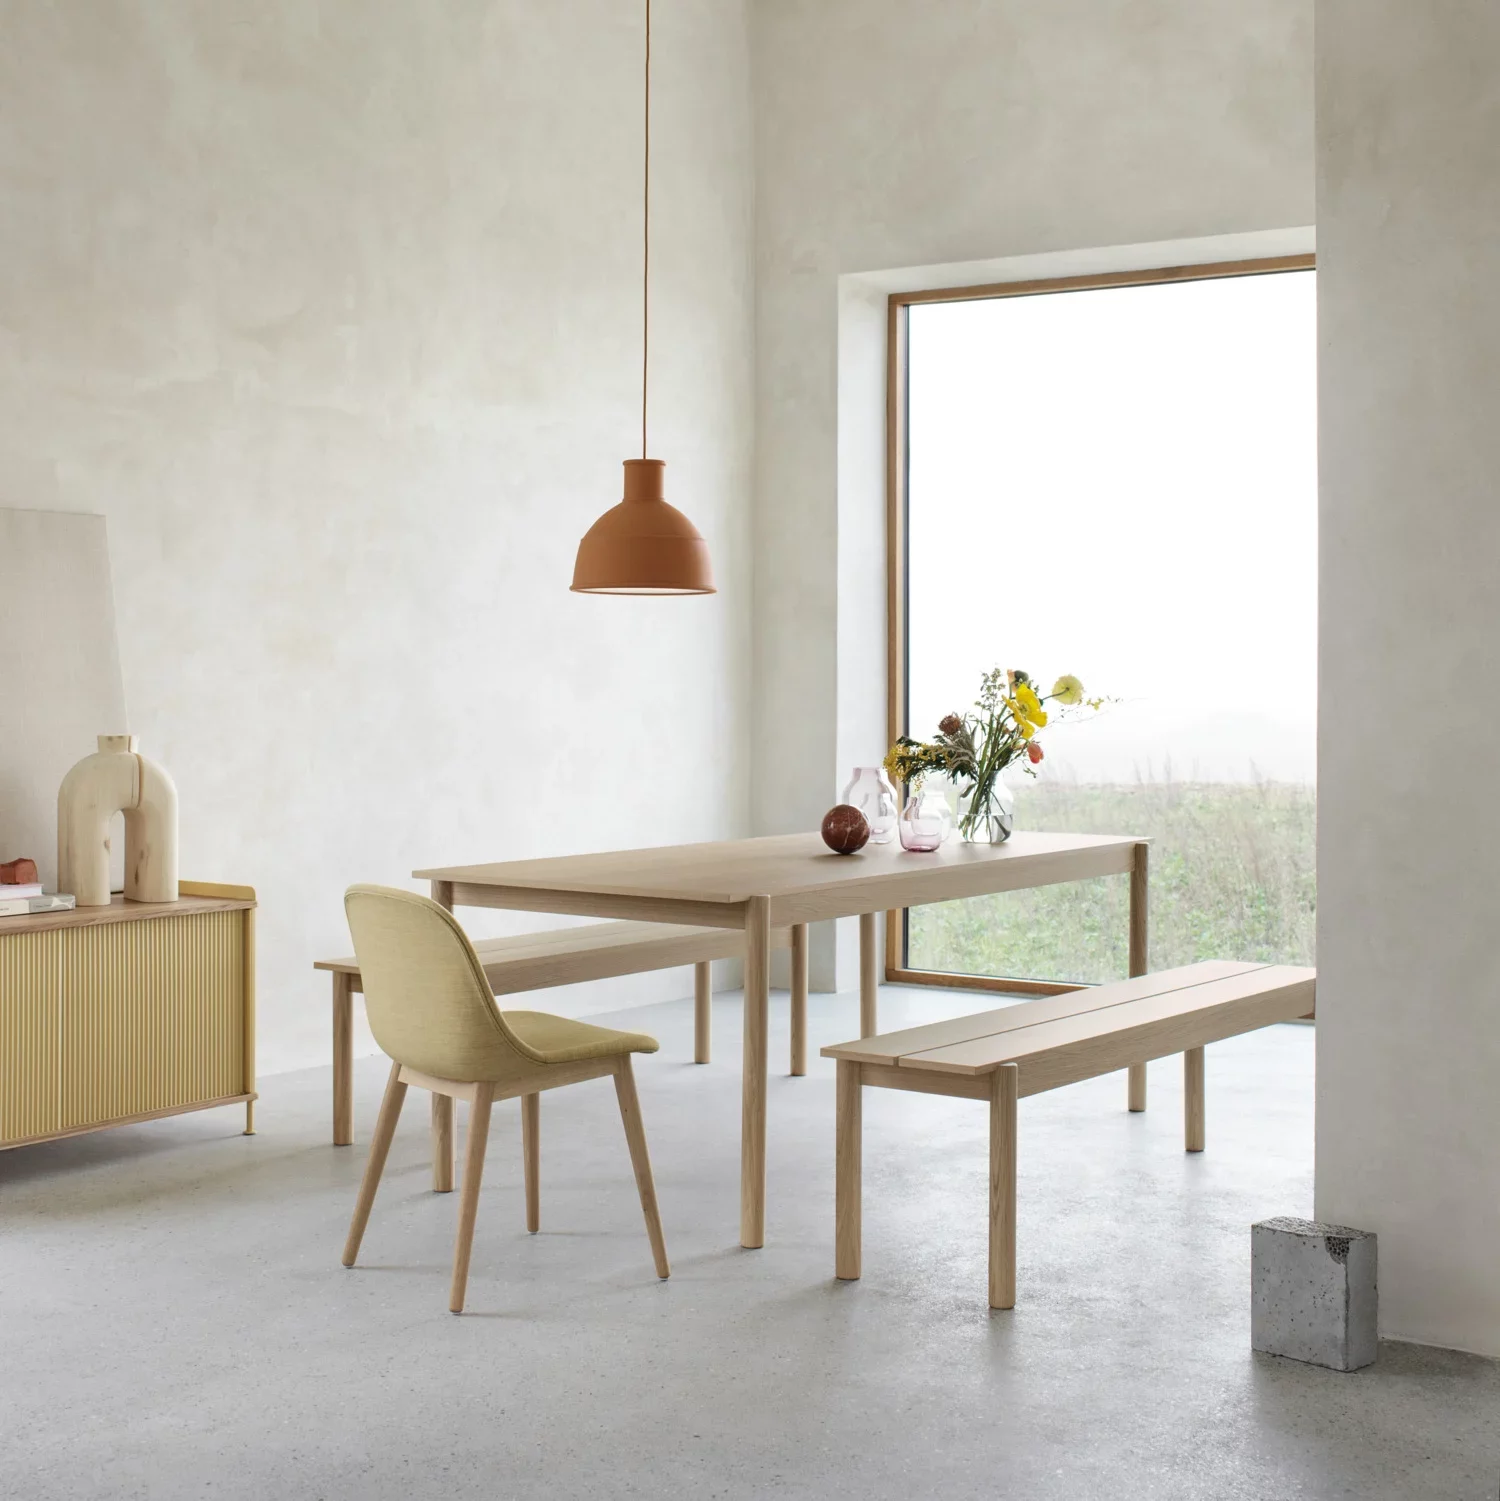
[[317, 919, 797, 1148], [822, 959, 1316, 1310]]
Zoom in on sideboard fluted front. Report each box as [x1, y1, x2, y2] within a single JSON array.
[[0, 883, 257, 1150]]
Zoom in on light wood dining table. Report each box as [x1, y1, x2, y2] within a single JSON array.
[[416, 829, 1149, 1250]]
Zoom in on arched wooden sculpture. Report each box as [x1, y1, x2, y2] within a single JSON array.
[[58, 735, 178, 906]]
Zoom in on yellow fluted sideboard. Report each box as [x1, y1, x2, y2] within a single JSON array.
[[0, 881, 257, 1149]]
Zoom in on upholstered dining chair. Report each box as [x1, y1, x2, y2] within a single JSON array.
[[340, 884, 670, 1312]]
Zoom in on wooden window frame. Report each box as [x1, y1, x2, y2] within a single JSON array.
[[884, 253, 1317, 992]]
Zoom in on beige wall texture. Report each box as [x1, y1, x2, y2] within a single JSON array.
[[1315, 1, 1500, 1356], [749, 0, 1314, 986], [0, 1, 755, 1073]]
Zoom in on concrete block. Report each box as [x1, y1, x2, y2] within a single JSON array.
[[1251, 1216, 1377, 1371]]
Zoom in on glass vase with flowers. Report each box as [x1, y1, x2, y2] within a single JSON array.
[[884, 668, 1101, 845]]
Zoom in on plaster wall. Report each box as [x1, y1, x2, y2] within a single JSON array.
[[0, 1, 755, 1073], [1314, 0, 1500, 1355], [750, 0, 1314, 985]]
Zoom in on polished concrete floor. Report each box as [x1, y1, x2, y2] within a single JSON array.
[[3, 984, 1497, 1500]]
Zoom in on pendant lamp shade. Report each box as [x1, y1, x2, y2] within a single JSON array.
[[570, 0, 715, 597], [571, 459, 714, 595]]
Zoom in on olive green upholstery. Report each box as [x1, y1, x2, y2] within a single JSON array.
[[343, 885, 659, 1084]]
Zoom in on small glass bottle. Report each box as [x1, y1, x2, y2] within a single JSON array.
[[898, 784, 952, 852], [841, 767, 899, 845]]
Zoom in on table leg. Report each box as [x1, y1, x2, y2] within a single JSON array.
[[790, 923, 809, 1076], [989, 1062, 1019, 1310], [432, 1094, 455, 1193], [859, 912, 879, 1038], [694, 961, 712, 1064], [332, 972, 354, 1146], [740, 895, 772, 1249], [835, 1060, 862, 1280], [1127, 842, 1149, 1112]]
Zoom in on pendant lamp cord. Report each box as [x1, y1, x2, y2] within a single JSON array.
[[641, 0, 651, 460]]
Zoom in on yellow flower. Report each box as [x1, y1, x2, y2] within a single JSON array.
[[1052, 674, 1084, 706], [1015, 682, 1048, 728], [1005, 699, 1037, 739]]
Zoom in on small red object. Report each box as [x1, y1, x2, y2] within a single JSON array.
[[1027, 741, 1044, 764], [0, 857, 38, 885], [821, 805, 870, 855]]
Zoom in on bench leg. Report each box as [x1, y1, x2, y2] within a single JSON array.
[[332, 972, 354, 1146], [835, 1060, 862, 1281], [989, 1063, 1019, 1310], [523, 1093, 541, 1231], [859, 912, 879, 1037], [1128, 1063, 1147, 1113], [790, 924, 809, 1076], [1185, 1047, 1205, 1152], [694, 961, 711, 1064], [432, 1094, 455, 1193]]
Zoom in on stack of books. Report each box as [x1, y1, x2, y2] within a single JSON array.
[[0, 858, 76, 917]]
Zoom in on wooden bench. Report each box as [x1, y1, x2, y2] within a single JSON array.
[[821, 959, 1316, 1310], [316, 920, 796, 1149]]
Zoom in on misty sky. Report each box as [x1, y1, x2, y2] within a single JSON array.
[[907, 269, 1317, 785]]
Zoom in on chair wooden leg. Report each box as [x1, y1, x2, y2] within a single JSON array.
[[450, 1082, 495, 1314], [523, 1092, 540, 1232], [989, 1063, 1019, 1310], [332, 972, 354, 1146], [1185, 1047, 1205, 1152], [432, 1093, 455, 1192], [835, 1060, 862, 1281], [343, 1061, 407, 1267], [1127, 1062, 1147, 1113], [694, 961, 711, 1064], [614, 1057, 670, 1279], [790, 923, 809, 1076]]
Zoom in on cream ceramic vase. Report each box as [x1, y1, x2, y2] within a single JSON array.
[[57, 735, 179, 906]]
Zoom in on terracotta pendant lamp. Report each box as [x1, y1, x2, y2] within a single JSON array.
[[571, 0, 715, 596]]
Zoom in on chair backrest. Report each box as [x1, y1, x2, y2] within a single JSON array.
[[344, 885, 542, 1082]]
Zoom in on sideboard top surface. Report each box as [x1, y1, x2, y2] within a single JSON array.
[[0, 893, 255, 937]]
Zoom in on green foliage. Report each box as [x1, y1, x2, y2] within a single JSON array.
[[907, 778, 1316, 984]]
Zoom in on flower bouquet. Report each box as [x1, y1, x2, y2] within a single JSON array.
[[883, 668, 1100, 844]]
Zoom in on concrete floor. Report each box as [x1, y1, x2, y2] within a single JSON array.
[[3, 985, 1497, 1500]]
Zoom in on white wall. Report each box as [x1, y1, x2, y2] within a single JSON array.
[[0, 1, 755, 1073], [750, 0, 1314, 985], [1315, 0, 1500, 1356]]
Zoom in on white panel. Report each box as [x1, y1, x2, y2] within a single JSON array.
[[0, 508, 127, 891]]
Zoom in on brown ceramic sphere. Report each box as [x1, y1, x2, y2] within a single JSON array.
[[821, 804, 871, 855]]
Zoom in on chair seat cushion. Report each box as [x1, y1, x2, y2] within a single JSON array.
[[502, 1010, 659, 1066]]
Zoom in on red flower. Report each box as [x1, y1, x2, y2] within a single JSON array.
[[938, 714, 962, 736], [1027, 741, 1044, 764]]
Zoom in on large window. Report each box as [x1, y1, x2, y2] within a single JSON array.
[[890, 258, 1317, 991]]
